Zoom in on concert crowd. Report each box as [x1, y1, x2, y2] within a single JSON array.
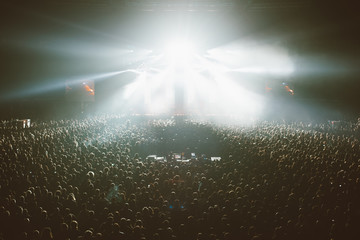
[[1, 116, 360, 240]]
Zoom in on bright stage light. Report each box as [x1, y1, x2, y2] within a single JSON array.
[[164, 40, 195, 63], [106, 38, 295, 119]]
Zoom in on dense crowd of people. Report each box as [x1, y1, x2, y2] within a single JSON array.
[[1, 115, 360, 240]]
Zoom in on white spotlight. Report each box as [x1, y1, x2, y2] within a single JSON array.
[[164, 40, 195, 63]]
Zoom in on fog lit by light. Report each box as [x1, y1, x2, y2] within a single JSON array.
[[112, 38, 295, 118], [164, 40, 196, 64]]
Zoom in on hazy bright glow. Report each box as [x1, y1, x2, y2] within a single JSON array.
[[164, 40, 195, 64], [111, 37, 296, 118], [206, 40, 294, 75], [9, 33, 295, 119], [3, 71, 126, 100], [6, 34, 293, 120], [111, 38, 298, 118]]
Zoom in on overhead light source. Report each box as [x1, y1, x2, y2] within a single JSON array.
[[164, 40, 195, 64]]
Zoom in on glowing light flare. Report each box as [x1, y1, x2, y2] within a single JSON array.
[[107, 39, 294, 118], [83, 84, 95, 95], [164, 40, 196, 65], [283, 83, 294, 95], [284, 86, 294, 95], [2, 71, 125, 100]]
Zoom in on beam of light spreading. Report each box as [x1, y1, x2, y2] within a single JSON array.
[[7, 38, 154, 71], [2, 70, 133, 100], [83, 83, 95, 95], [108, 69, 175, 114], [180, 59, 265, 118], [205, 40, 295, 75], [105, 38, 294, 121], [13, 38, 134, 57]]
